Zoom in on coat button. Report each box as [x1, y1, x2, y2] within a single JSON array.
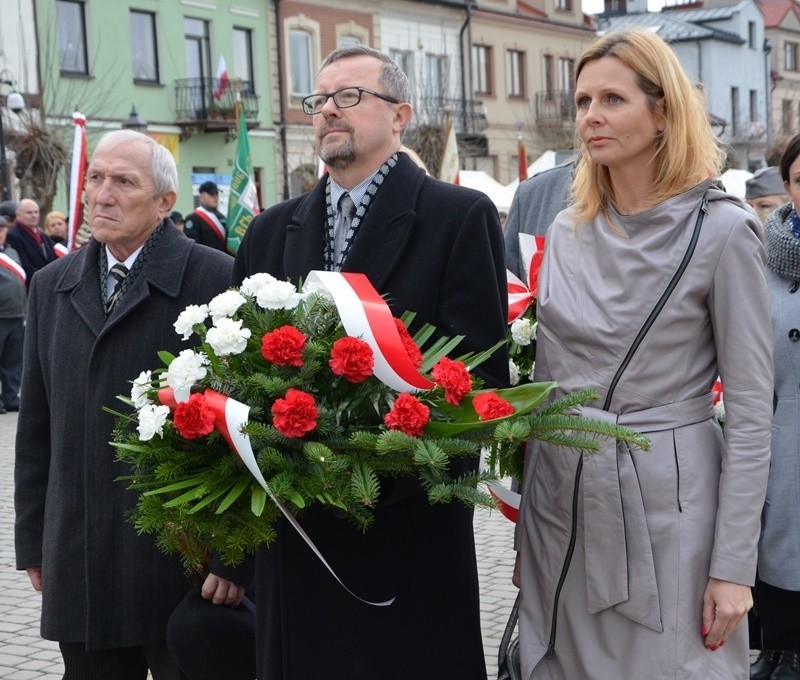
[[790, 329, 800, 342]]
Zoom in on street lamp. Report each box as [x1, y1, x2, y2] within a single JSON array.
[[0, 68, 26, 203], [122, 105, 148, 131]]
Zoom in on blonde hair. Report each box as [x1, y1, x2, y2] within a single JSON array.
[[44, 210, 67, 234], [571, 30, 723, 222]]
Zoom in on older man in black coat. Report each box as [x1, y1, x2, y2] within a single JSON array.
[[14, 130, 244, 679], [233, 46, 508, 680]]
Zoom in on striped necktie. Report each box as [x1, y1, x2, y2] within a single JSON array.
[[106, 263, 129, 314]]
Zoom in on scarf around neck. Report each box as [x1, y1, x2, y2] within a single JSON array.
[[765, 202, 800, 282]]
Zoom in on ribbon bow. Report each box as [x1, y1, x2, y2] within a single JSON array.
[[507, 234, 545, 323]]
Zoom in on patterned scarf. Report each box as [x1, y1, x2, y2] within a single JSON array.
[[98, 221, 166, 314], [323, 153, 398, 271], [765, 202, 800, 283]]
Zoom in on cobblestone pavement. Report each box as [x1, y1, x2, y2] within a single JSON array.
[[0, 411, 517, 679]]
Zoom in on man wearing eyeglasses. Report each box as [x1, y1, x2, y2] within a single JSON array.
[[233, 45, 507, 680]]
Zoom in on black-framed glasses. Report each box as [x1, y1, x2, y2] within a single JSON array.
[[301, 86, 400, 115]]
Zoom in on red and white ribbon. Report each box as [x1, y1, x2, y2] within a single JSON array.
[[195, 206, 227, 247], [157, 386, 395, 607], [486, 481, 520, 524], [507, 234, 545, 323], [304, 270, 434, 393], [0, 253, 26, 286], [53, 243, 69, 258]]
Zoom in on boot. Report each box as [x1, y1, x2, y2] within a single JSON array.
[[771, 652, 800, 680], [750, 650, 780, 679]]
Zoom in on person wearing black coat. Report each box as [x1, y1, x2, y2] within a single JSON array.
[[14, 130, 245, 679], [6, 198, 57, 284], [233, 45, 508, 680]]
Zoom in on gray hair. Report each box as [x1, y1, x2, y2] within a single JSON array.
[[92, 130, 178, 196], [319, 46, 412, 104]]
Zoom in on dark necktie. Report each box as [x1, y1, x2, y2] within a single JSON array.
[[106, 263, 129, 314], [335, 193, 356, 265]]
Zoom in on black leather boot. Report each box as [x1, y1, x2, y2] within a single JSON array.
[[750, 650, 780, 679], [771, 652, 800, 680]]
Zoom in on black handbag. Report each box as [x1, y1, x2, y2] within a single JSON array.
[[496, 593, 522, 680]]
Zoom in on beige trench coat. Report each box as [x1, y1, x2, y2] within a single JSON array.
[[517, 180, 773, 679]]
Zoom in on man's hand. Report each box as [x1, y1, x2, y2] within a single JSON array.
[[26, 567, 43, 592], [701, 577, 752, 650], [201, 572, 246, 607]]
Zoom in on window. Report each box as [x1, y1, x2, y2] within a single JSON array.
[[543, 54, 554, 99], [56, 0, 88, 75], [749, 90, 758, 122], [783, 99, 793, 133], [556, 0, 572, 10], [748, 21, 756, 49], [389, 49, 414, 89], [731, 87, 739, 135], [785, 42, 798, 71], [130, 11, 159, 82], [233, 27, 255, 93], [473, 45, 492, 95], [426, 54, 448, 101], [339, 35, 360, 49], [558, 57, 575, 91], [288, 29, 313, 97], [507, 50, 525, 98]]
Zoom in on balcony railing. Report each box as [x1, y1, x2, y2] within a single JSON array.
[[410, 96, 488, 134], [535, 90, 575, 124], [174, 78, 259, 135]]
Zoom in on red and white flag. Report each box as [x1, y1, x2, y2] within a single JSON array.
[[213, 55, 229, 102], [438, 117, 460, 185], [67, 112, 87, 252]]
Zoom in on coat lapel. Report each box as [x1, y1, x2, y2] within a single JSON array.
[[284, 181, 327, 283], [343, 154, 425, 290]]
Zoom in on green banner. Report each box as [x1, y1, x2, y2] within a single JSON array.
[[226, 108, 260, 253]]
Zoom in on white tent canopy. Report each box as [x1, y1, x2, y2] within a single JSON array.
[[458, 170, 517, 213], [505, 150, 559, 195], [717, 168, 753, 199]]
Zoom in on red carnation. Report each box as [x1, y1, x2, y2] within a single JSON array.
[[384, 393, 431, 437], [271, 389, 318, 438], [472, 392, 515, 421], [173, 393, 216, 440], [261, 325, 307, 367], [431, 356, 472, 405], [329, 336, 374, 383], [394, 318, 423, 368]]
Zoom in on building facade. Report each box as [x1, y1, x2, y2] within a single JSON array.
[[30, 0, 277, 217]]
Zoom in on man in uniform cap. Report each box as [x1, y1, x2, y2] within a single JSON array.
[[184, 181, 230, 253], [745, 166, 789, 224]]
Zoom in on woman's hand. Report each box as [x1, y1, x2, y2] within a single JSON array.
[[701, 577, 752, 650]]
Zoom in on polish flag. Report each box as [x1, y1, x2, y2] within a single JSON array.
[[213, 56, 229, 102], [67, 112, 87, 252]]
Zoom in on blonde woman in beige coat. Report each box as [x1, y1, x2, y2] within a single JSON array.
[[514, 30, 774, 679]]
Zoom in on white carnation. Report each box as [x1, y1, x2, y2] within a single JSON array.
[[137, 404, 170, 441], [174, 304, 209, 340], [301, 280, 333, 301], [166, 349, 208, 402], [511, 318, 536, 346], [130, 370, 153, 409], [240, 272, 278, 298], [255, 279, 303, 310], [508, 359, 520, 386], [208, 290, 246, 321], [714, 398, 726, 424], [206, 318, 252, 356]]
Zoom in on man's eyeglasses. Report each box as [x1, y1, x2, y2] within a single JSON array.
[[301, 87, 400, 115]]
